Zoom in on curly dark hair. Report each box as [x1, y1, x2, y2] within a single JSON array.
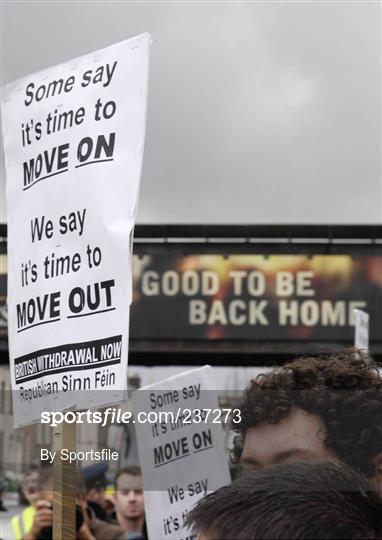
[[232, 351, 382, 477], [187, 461, 382, 539]]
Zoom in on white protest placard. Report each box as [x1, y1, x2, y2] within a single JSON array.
[[133, 366, 231, 540], [354, 308, 369, 352], [1, 33, 151, 426]]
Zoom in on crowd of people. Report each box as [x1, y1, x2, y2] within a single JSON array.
[[9, 350, 382, 539], [11, 465, 146, 540]]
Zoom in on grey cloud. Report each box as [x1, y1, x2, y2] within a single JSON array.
[[1, 1, 380, 224]]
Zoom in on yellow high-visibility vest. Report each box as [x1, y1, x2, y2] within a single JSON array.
[[11, 505, 36, 540]]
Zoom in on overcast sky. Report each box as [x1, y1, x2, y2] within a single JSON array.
[[1, 1, 381, 224]]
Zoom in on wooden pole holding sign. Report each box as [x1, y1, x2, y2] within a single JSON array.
[[53, 421, 77, 540]]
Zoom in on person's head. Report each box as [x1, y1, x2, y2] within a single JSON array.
[[232, 351, 382, 492], [114, 466, 144, 522], [81, 463, 108, 507], [188, 461, 382, 539], [21, 469, 40, 505]]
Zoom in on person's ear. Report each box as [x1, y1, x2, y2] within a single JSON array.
[[372, 453, 382, 495]]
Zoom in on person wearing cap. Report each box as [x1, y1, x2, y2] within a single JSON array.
[[81, 462, 109, 522]]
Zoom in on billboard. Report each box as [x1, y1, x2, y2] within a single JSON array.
[[131, 254, 382, 342]]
